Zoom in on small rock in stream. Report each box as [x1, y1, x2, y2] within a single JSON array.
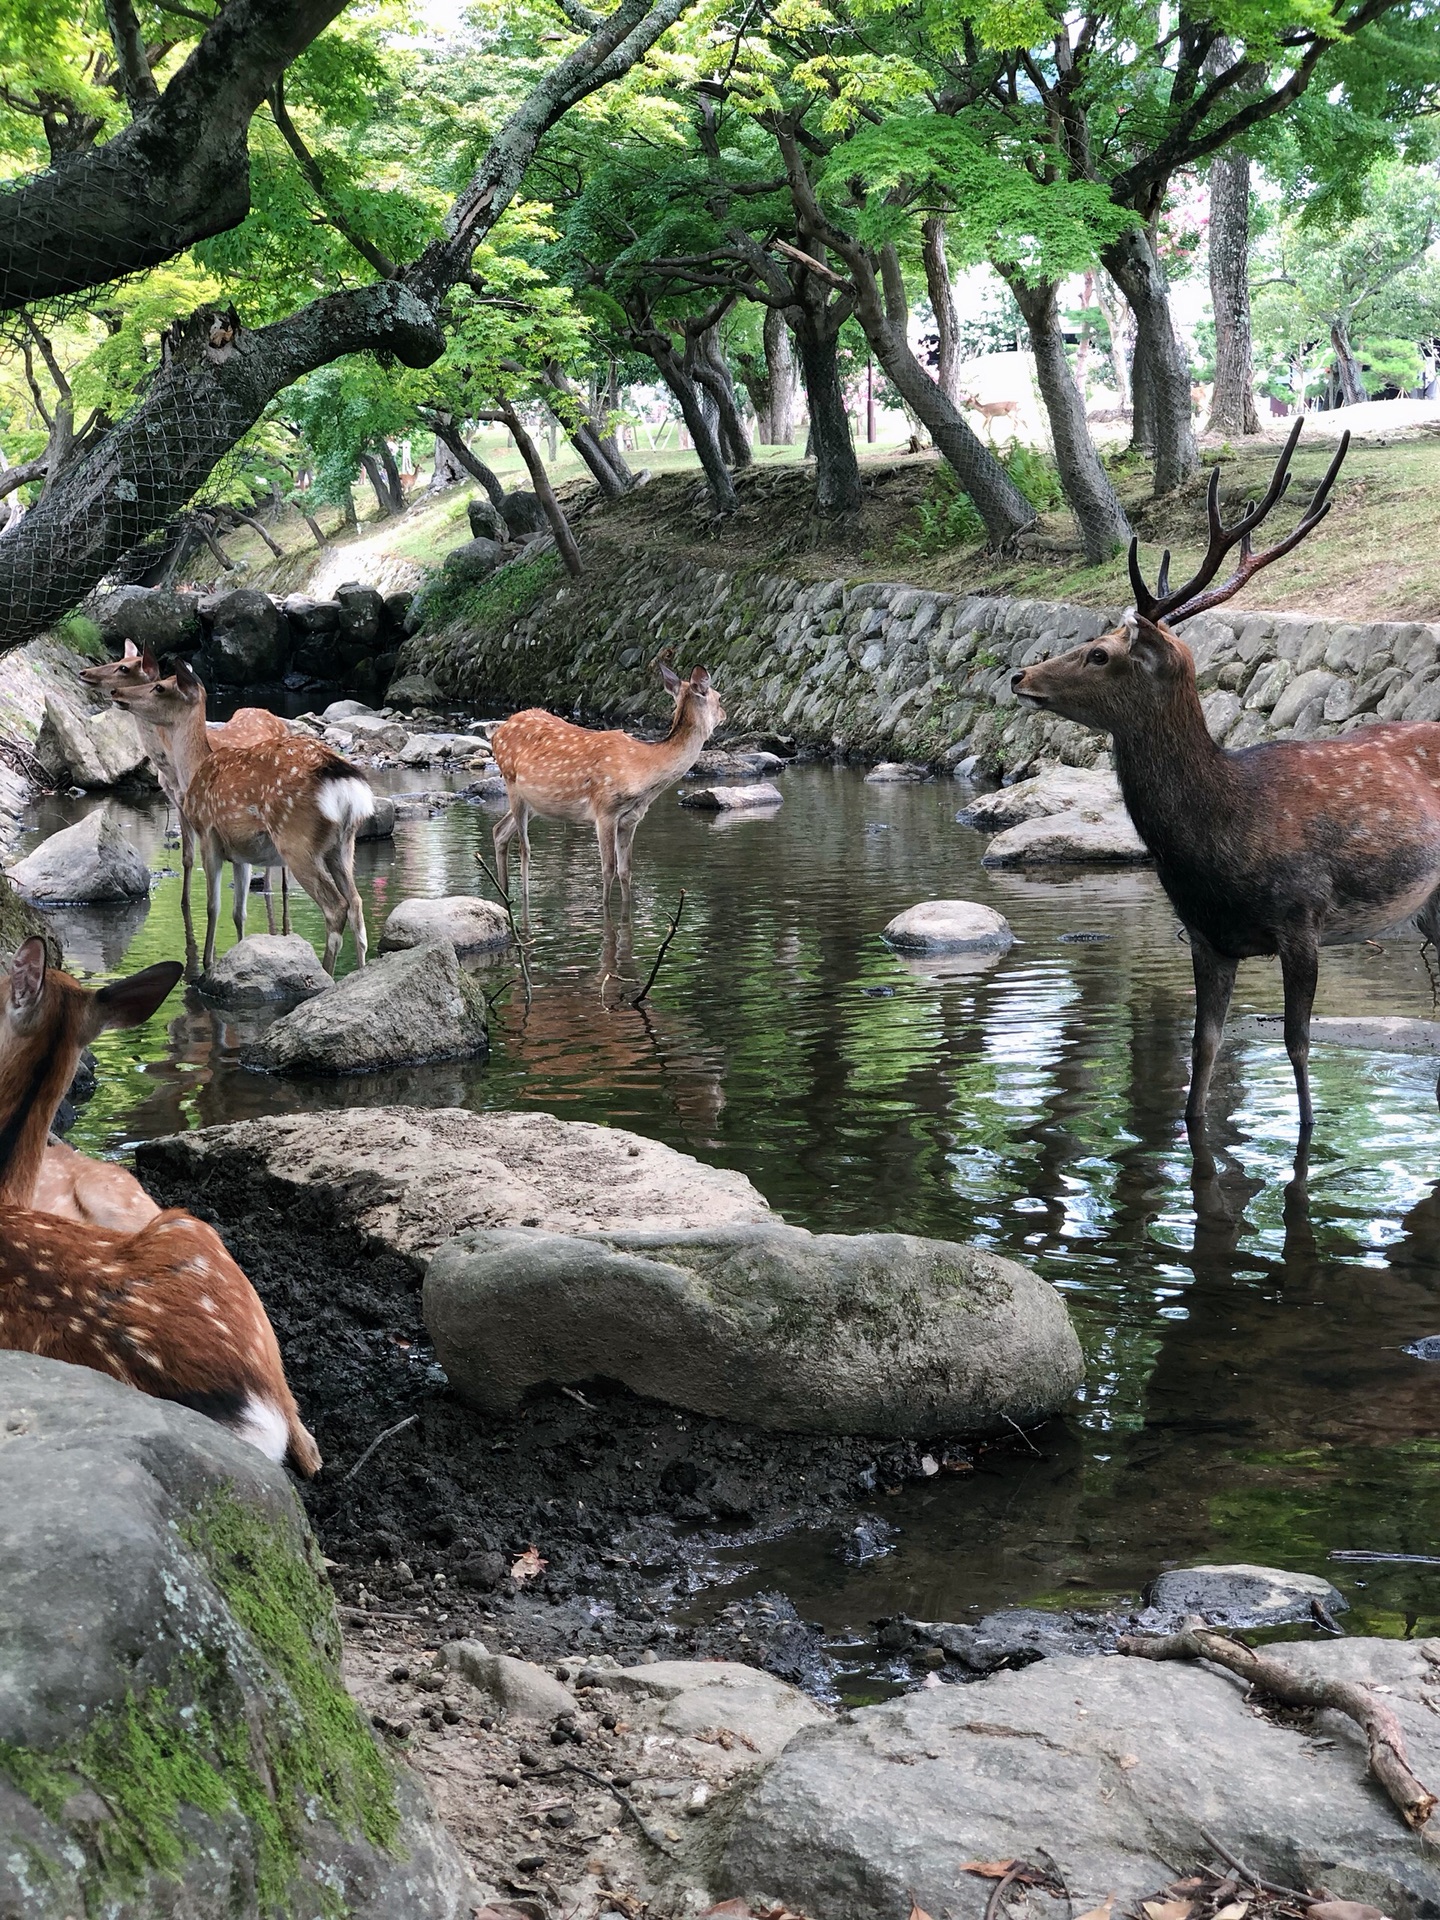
[[1404, 1334, 1440, 1360]]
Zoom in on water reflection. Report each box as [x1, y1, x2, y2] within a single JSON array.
[[19, 762, 1440, 1653]]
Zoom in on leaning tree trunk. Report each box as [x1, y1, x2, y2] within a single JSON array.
[[1095, 269, 1133, 411], [1102, 225, 1198, 494], [1206, 151, 1261, 436], [1331, 319, 1367, 405], [764, 306, 797, 445], [859, 245, 1036, 546], [922, 217, 963, 407], [792, 321, 863, 514], [1008, 275, 1131, 562], [360, 447, 404, 516], [427, 415, 507, 506], [691, 331, 752, 470], [487, 398, 583, 577], [643, 334, 738, 511]]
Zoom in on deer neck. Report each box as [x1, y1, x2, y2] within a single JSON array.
[[645, 705, 711, 784], [1109, 677, 1242, 862], [0, 999, 85, 1207], [163, 700, 214, 798]]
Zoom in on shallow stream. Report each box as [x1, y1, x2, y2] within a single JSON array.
[[23, 758, 1440, 1675]]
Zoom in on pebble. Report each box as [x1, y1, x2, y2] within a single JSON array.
[[496, 1772, 521, 1789], [518, 1745, 543, 1767], [545, 1806, 576, 1829]]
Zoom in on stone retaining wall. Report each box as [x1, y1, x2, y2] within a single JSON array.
[[399, 537, 1439, 775]]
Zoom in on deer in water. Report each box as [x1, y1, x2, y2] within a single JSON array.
[[83, 642, 293, 937], [491, 662, 725, 908], [110, 661, 373, 975], [1008, 418, 1417, 1137], [0, 936, 320, 1471]]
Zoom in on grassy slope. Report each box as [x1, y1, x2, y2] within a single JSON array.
[[203, 425, 1440, 624]]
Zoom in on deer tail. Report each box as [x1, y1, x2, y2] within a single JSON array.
[[314, 761, 375, 830]]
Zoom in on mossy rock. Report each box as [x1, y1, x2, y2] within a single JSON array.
[[0, 1354, 474, 1918], [0, 873, 59, 967]]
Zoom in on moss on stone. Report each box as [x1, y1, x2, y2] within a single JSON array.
[[0, 872, 59, 966]]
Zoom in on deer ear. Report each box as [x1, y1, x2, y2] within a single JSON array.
[[659, 662, 682, 694], [140, 647, 159, 677], [89, 960, 184, 1035], [174, 659, 201, 694], [121, 640, 140, 661], [1130, 618, 1175, 674], [690, 666, 711, 692], [9, 937, 48, 1014]]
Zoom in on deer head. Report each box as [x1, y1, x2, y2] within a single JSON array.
[[659, 661, 726, 737], [107, 656, 205, 724], [1011, 421, 1350, 737], [80, 640, 161, 694]]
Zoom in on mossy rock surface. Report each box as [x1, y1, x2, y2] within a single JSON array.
[[0, 1353, 474, 1918], [0, 875, 59, 967]]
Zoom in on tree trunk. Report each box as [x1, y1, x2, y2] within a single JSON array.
[[427, 415, 506, 506], [1008, 276, 1131, 562], [1095, 269, 1133, 410], [856, 245, 1036, 545], [1331, 320, 1367, 405], [764, 306, 797, 445], [1101, 225, 1198, 494], [491, 400, 583, 578], [691, 331, 751, 469], [793, 323, 862, 514], [545, 361, 633, 496], [570, 420, 632, 497], [430, 433, 468, 487], [360, 446, 404, 516], [922, 217, 963, 407], [1206, 152, 1261, 436], [643, 334, 738, 511]]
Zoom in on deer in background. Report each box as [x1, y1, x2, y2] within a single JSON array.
[[0, 936, 320, 1472], [83, 642, 293, 937], [491, 662, 725, 908], [958, 392, 1020, 440], [110, 661, 373, 976], [1008, 418, 1425, 1138]]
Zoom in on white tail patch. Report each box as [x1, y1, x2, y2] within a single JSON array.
[[316, 777, 375, 828], [236, 1393, 291, 1463]]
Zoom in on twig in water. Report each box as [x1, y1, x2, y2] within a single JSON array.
[[341, 1413, 418, 1484], [1330, 1550, 1440, 1566], [1002, 1412, 1041, 1455], [1199, 1829, 1315, 1903], [631, 891, 686, 1008], [474, 849, 533, 1011]]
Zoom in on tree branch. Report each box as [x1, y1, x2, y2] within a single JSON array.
[[268, 77, 399, 278], [103, 0, 161, 113]]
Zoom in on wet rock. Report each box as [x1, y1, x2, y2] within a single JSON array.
[[443, 537, 506, 584], [246, 940, 487, 1075], [335, 583, 387, 654], [1404, 1335, 1440, 1360], [442, 1645, 575, 1721], [500, 490, 548, 538], [882, 902, 1013, 954], [837, 1517, 897, 1564], [284, 594, 341, 636], [904, 1608, 1112, 1672], [865, 762, 929, 783], [1232, 1013, 1440, 1055], [0, 1353, 476, 1920], [678, 783, 784, 811], [9, 811, 151, 904], [135, 1106, 770, 1263], [607, 1659, 827, 1767], [981, 806, 1150, 867], [958, 765, 1122, 831], [691, 750, 786, 778], [35, 694, 152, 789], [424, 1221, 1085, 1435], [718, 1640, 1440, 1920], [321, 699, 377, 723], [1142, 1562, 1346, 1630], [197, 933, 334, 1007], [398, 732, 473, 766], [357, 793, 396, 841], [386, 671, 447, 711], [379, 896, 511, 955], [202, 588, 290, 685]]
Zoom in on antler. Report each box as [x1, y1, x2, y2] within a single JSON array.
[[1128, 420, 1350, 627]]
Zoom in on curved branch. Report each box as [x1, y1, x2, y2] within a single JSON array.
[[268, 78, 398, 279]]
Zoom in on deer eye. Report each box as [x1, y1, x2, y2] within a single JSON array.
[[1088, 647, 1109, 666]]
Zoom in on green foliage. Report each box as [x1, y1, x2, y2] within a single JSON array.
[[416, 547, 562, 634], [55, 612, 104, 659], [899, 444, 1063, 556]]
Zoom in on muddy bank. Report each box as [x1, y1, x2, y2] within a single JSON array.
[[140, 1148, 1009, 1692]]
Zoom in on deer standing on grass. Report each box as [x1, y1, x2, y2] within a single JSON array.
[[1007, 418, 1436, 1137], [959, 392, 1020, 440], [110, 661, 373, 976], [491, 663, 725, 908], [0, 937, 320, 1472], [83, 642, 293, 937]]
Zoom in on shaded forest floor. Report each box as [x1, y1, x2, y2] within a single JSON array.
[[208, 414, 1440, 623]]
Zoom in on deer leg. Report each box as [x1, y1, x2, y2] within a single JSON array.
[[615, 809, 644, 899], [262, 867, 277, 936], [1278, 929, 1320, 1135], [322, 834, 367, 969], [281, 869, 291, 936], [514, 801, 533, 914], [202, 849, 224, 976], [493, 808, 517, 899], [178, 814, 195, 937], [290, 855, 348, 974], [1186, 932, 1238, 1125], [231, 861, 253, 945], [595, 816, 618, 901]]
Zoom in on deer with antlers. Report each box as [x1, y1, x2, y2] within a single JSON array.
[[110, 661, 373, 976], [0, 937, 320, 1471], [83, 642, 293, 937], [1008, 421, 1418, 1136], [491, 662, 725, 908]]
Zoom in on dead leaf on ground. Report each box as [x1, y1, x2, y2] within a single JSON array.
[[1074, 1899, 1114, 1920], [1306, 1905, 1391, 1920], [1143, 1901, 1193, 1920], [697, 1905, 751, 1918], [1117, 1752, 1140, 1770], [1212, 1903, 1250, 1920], [959, 1861, 1019, 1879], [509, 1545, 547, 1584], [909, 1903, 936, 1920]]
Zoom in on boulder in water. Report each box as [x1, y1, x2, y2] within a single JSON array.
[[198, 933, 334, 1007], [246, 940, 487, 1074], [202, 589, 290, 685], [379, 896, 511, 955], [882, 901, 1013, 954], [9, 811, 151, 904]]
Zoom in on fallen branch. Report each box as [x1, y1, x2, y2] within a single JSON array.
[[631, 890, 686, 1007], [474, 849, 533, 1011], [1329, 1550, 1440, 1567], [340, 1412, 418, 1484], [1119, 1623, 1438, 1836], [1199, 1829, 1315, 1904]]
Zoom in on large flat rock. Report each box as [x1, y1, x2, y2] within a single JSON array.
[[981, 804, 1151, 867], [245, 940, 487, 1074], [135, 1106, 772, 1266], [0, 1353, 474, 1919], [9, 810, 152, 903], [423, 1221, 1084, 1434], [1233, 1012, 1440, 1055], [958, 765, 1122, 832], [718, 1640, 1440, 1919]]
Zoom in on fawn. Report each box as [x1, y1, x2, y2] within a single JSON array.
[[491, 663, 725, 907], [1006, 419, 1433, 1137], [0, 937, 320, 1472], [110, 661, 373, 975], [82, 642, 292, 937]]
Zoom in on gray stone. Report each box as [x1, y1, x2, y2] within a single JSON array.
[[1233, 1012, 1440, 1055], [9, 811, 151, 904], [385, 671, 446, 711], [198, 933, 334, 1007], [500, 490, 548, 538], [981, 807, 1150, 867], [1200, 689, 1242, 741], [94, 585, 201, 652], [398, 732, 471, 766], [1270, 668, 1339, 729], [423, 1220, 1084, 1435], [202, 588, 290, 684], [246, 941, 487, 1075], [357, 793, 396, 841], [284, 594, 341, 636], [678, 782, 783, 810], [379, 896, 511, 955], [1243, 656, 1293, 711], [442, 537, 506, 584], [467, 497, 508, 543], [957, 765, 1121, 831], [1144, 1562, 1346, 1629], [0, 1353, 476, 1920], [136, 1106, 770, 1265], [35, 693, 152, 788], [322, 698, 378, 722], [334, 582, 387, 652], [882, 902, 1013, 954], [606, 1660, 826, 1765], [865, 761, 929, 783], [442, 1644, 575, 1720], [717, 1639, 1440, 1920]]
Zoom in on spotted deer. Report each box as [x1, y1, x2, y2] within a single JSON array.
[[0, 937, 320, 1472], [82, 642, 292, 935], [491, 663, 725, 906], [958, 391, 1020, 439], [1007, 419, 1418, 1137], [110, 661, 373, 975]]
